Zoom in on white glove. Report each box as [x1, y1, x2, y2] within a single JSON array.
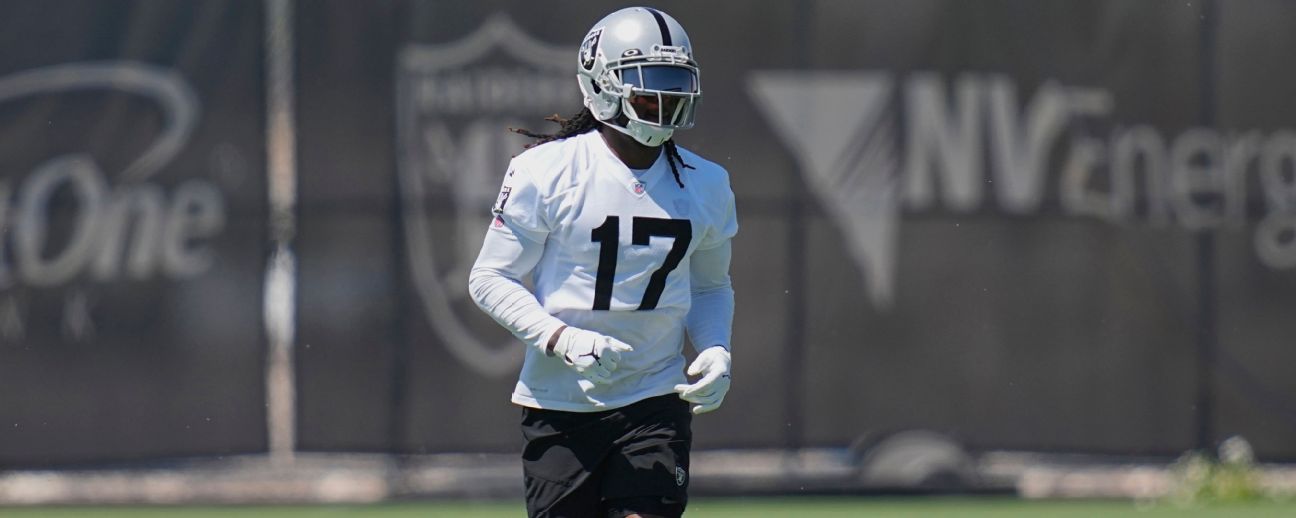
[[550, 326, 634, 385], [673, 346, 731, 415]]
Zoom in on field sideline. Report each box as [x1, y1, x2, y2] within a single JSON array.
[[2, 497, 1295, 517]]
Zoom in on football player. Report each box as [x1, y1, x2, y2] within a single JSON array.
[[467, 6, 736, 518]]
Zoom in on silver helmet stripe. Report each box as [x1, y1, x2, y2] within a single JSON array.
[[644, 7, 672, 46]]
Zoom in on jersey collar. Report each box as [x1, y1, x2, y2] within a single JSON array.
[[588, 131, 668, 197]]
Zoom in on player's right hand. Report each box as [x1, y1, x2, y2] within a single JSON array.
[[551, 327, 634, 384]]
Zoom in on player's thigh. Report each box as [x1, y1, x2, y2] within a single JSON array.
[[524, 472, 603, 518], [601, 395, 693, 517], [520, 406, 615, 517]]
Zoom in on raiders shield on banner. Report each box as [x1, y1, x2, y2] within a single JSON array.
[[395, 14, 578, 378]]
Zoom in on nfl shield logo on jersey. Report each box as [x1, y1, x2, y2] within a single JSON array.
[[396, 14, 577, 377], [632, 181, 646, 195]]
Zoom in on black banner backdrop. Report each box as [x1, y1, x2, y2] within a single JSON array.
[[0, 0, 268, 466], [3, 0, 1295, 466]]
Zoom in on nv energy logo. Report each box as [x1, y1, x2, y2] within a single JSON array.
[[749, 72, 1296, 309], [396, 15, 577, 377]]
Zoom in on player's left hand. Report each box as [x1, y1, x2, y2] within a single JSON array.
[[673, 346, 731, 415]]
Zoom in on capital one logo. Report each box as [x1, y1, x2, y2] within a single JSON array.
[[748, 71, 1296, 309], [396, 15, 578, 377], [0, 62, 228, 338]]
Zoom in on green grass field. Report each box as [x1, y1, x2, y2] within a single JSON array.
[[3, 497, 1295, 517]]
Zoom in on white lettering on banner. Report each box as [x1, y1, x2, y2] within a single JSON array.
[[904, 73, 984, 211], [13, 156, 105, 286], [414, 67, 573, 114], [1113, 126, 1170, 224], [987, 78, 1070, 213], [396, 14, 579, 377], [749, 71, 1296, 309], [1257, 133, 1296, 267], [63, 291, 95, 342], [0, 61, 230, 338]]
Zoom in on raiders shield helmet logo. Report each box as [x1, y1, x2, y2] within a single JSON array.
[[579, 28, 602, 71]]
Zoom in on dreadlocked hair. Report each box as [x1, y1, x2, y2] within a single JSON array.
[[510, 107, 694, 188], [509, 108, 600, 148], [662, 139, 695, 189]]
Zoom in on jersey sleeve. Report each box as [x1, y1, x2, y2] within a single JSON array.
[[697, 177, 738, 250], [489, 160, 550, 244], [686, 240, 734, 352], [469, 160, 565, 352], [468, 212, 566, 353]]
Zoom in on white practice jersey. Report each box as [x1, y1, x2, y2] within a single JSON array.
[[474, 130, 737, 412]]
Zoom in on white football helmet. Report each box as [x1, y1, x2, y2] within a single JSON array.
[[577, 7, 701, 147]]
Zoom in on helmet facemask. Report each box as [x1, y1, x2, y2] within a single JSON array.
[[604, 55, 700, 147]]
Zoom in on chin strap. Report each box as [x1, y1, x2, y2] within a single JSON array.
[[600, 118, 673, 148]]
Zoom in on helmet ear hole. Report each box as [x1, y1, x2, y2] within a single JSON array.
[[592, 82, 602, 95]]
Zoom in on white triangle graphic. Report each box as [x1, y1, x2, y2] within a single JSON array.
[[747, 71, 900, 308]]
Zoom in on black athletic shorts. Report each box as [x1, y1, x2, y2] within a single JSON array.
[[519, 393, 692, 518]]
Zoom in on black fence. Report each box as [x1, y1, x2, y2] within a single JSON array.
[[2, 0, 1295, 467]]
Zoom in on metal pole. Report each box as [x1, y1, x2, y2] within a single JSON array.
[[388, 2, 412, 456], [782, 3, 814, 456], [264, 0, 298, 465], [1193, 0, 1220, 454]]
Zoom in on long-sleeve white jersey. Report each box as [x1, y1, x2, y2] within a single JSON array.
[[467, 130, 737, 412]]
